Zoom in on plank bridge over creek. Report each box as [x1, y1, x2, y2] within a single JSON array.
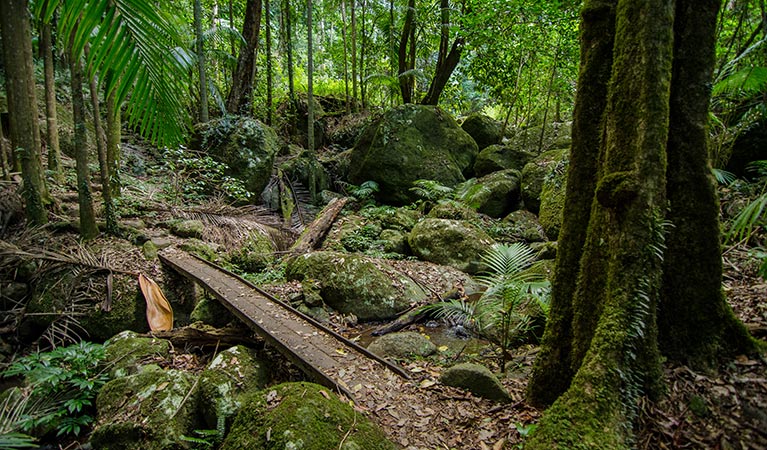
[[159, 250, 410, 401]]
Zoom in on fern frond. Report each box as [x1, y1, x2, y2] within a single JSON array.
[[728, 192, 767, 242]]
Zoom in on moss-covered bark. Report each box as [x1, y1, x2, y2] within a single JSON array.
[[659, 0, 760, 367], [527, 0, 617, 407]]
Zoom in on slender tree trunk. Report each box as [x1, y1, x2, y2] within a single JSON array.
[[360, 0, 367, 108], [350, 0, 358, 109], [306, 0, 315, 152], [0, 0, 49, 225], [69, 52, 99, 239], [41, 16, 63, 183], [341, 0, 351, 113], [195, 0, 209, 123], [86, 54, 117, 235], [537, 42, 560, 152], [389, 0, 395, 106], [398, 0, 416, 104], [265, 0, 273, 125], [226, 0, 263, 115], [421, 0, 463, 106], [105, 71, 122, 198], [284, 0, 295, 99], [0, 118, 10, 181], [659, 0, 756, 366]]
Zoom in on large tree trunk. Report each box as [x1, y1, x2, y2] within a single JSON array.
[[527, 0, 759, 446], [69, 51, 99, 240], [0, 0, 49, 225], [41, 14, 63, 183], [226, 0, 263, 115], [659, 0, 756, 366], [398, 0, 416, 104], [194, 0, 209, 123]]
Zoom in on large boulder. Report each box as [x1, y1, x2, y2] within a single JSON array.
[[221, 382, 397, 450], [408, 218, 496, 274], [507, 121, 572, 154], [367, 331, 437, 359], [520, 148, 568, 213], [538, 155, 568, 240], [461, 114, 503, 150], [474, 144, 536, 177], [348, 105, 479, 205], [464, 169, 522, 218], [285, 252, 427, 321], [278, 149, 331, 205], [199, 345, 270, 430], [103, 331, 171, 378], [91, 366, 199, 450], [502, 210, 547, 243], [194, 116, 280, 195], [440, 362, 511, 402]]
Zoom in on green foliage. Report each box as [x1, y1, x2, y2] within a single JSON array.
[[181, 429, 223, 449], [712, 167, 736, 185], [342, 180, 379, 205], [410, 180, 455, 203], [242, 263, 287, 286], [2, 342, 109, 438], [728, 161, 767, 243], [424, 243, 549, 366], [161, 147, 253, 203], [0, 432, 37, 449]]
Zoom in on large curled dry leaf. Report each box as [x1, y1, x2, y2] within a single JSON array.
[[139, 274, 173, 331]]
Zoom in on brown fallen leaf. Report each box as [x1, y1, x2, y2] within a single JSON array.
[[139, 273, 173, 331]]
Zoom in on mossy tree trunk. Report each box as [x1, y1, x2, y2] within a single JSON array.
[[526, 0, 759, 447], [226, 0, 262, 115], [0, 0, 49, 225]]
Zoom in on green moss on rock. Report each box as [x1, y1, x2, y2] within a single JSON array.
[[468, 169, 522, 218], [520, 148, 568, 213], [502, 210, 548, 243], [474, 144, 536, 177], [279, 150, 331, 204], [538, 155, 569, 241], [103, 331, 171, 378], [427, 200, 480, 221], [440, 363, 511, 402], [221, 382, 397, 450], [190, 297, 236, 327], [461, 113, 503, 150], [367, 331, 436, 359], [408, 218, 496, 274], [228, 230, 276, 273]]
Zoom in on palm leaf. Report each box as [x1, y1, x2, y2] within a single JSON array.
[[36, 0, 192, 146], [476, 243, 541, 288], [713, 66, 767, 98], [728, 192, 767, 242], [712, 167, 736, 185]]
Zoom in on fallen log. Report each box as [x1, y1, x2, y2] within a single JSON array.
[[290, 197, 349, 254], [142, 323, 261, 349]]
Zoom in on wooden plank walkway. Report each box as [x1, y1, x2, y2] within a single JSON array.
[[159, 249, 409, 400]]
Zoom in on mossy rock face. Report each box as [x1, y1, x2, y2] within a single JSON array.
[[103, 331, 171, 378], [22, 273, 148, 343], [474, 144, 537, 177], [348, 104, 478, 205], [530, 241, 558, 260], [379, 229, 409, 255], [228, 230, 276, 273], [467, 169, 522, 218], [368, 206, 421, 233], [461, 114, 503, 150], [279, 150, 331, 204], [91, 366, 199, 450], [190, 297, 236, 327], [285, 252, 426, 321], [427, 200, 481, 221], [221, 382, 397, 450], [169, 219, 205, 239], [520, 148, 568, 213], [367, 331, 436, 359], [408, 218, 496, 274], [538, 155, 568, 240], [502, 210, 548, 243], [194, 116, 280, 195], [440, 363, 511, 402], [507, 121, 572, 154], [199, 345, 270, 430]]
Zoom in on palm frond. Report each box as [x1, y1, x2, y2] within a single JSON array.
[[36, 0, 192, 146], [200, 25, 244, 48], [477, 243, 541, 288], [712, 167, 737, 185], [728, 192, 767, 242], [713, 66, 767, 98]]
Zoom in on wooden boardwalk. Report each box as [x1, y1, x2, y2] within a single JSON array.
[[159, 250, 409, 400]]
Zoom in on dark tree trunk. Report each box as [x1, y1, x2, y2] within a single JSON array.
[[226, 0, 263, 115], [69, 52, 99, 240], [41, 13, 63, 183], [398, 0, 416, 104], [0, 0, 49, 225], [659, 0, 756, 366], [421, 0, 463, 106]]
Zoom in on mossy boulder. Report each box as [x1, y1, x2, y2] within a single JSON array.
[[379, 229, 409, 255], [279, 150, 331, 204], [520, 148, 568, 213], [348, 104, 478, 205], [91, 366, 199, 450], [538, 156, 568, 240], [199, 345, 270, 430], [507, 121, 571, 154], [502, 210, 548, 243], [180, 239, 221, 263], [465, 169, 522, 218], [427, 200, 480, 221], [103, 331, 171, 378], [21, 273, 148, 343], [285, 252, 427, 321], [190, 297, 236, 327], [440, 362, 511, 402], [222, 382, 396, 450], [228, 230, 276, 272], [461, 113, 503, 150], [474, 144, 536, 177], [169, 219, 205, 239], [194, 116, 280, 195], [367, 331, 436, 359], [364, 206, 421, 232], [408, 218, 496, 274]]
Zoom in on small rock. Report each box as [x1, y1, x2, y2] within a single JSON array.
[[440, 362, 511, 402], [169, 220, 204, 239], [150, 236, 173, 249], [367, 331, 437, 359], [142, 240, 158, 260]]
